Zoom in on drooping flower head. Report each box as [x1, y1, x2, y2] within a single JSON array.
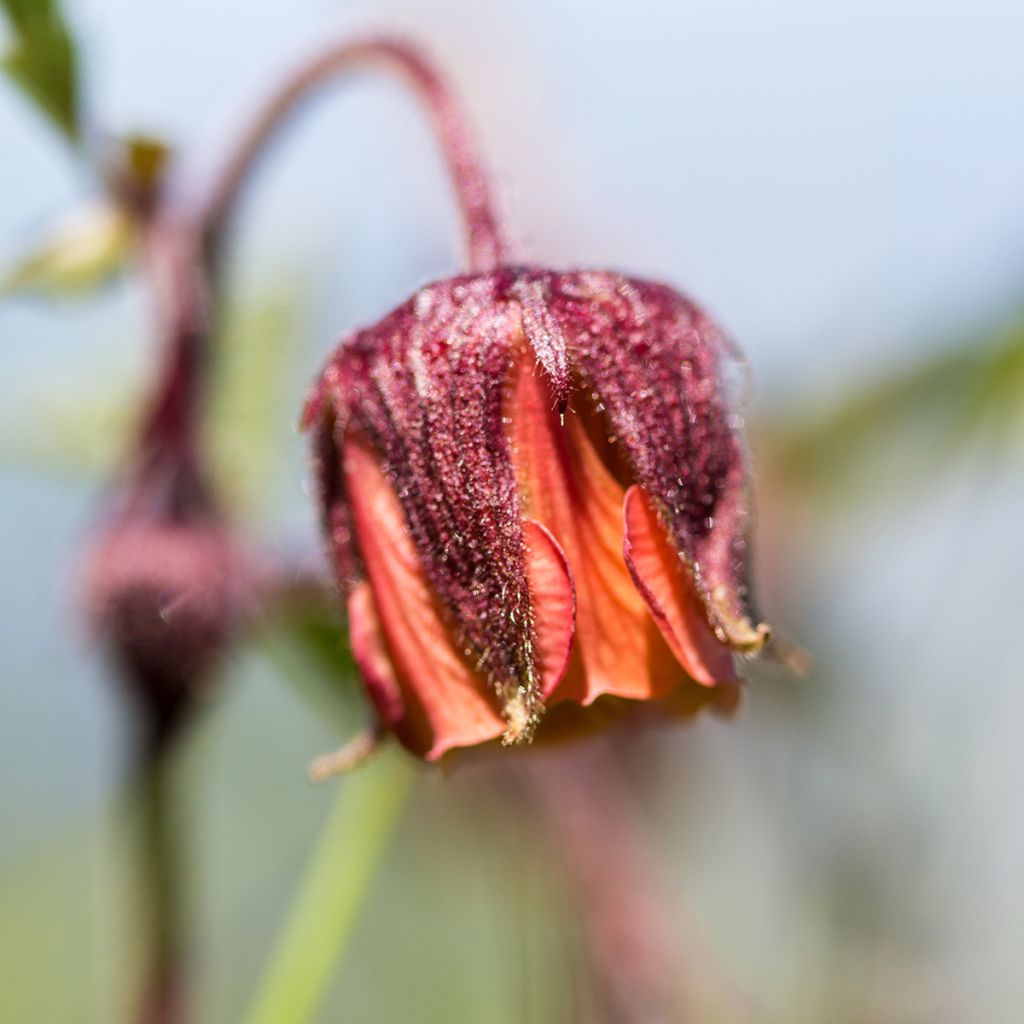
[[201, 35, 789, 764], [305, 267, 769, 761]]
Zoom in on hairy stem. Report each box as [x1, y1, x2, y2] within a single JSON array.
[[198, 35, 507, 273]]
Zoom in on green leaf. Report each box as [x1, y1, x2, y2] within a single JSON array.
[[764, 314, 1024, 501], [1, 0, 80, 141], [1, 0, 54, 34], [2, 202, 135, 297]]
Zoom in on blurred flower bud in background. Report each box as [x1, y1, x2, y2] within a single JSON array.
[[81, 510, 247, 751]]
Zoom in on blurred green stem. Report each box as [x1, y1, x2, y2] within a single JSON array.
[[244, 751, 413, 1024], [132, 739, 186, 1024]]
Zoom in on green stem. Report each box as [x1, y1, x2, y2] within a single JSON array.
[[132, 738, 186, 1024], [244, 751, 413, 1024]]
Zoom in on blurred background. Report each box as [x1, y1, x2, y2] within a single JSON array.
[[2, 0, 1023, 1021]]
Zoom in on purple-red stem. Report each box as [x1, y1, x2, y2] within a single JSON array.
[[525, 745, 690, 1023], [129, 219, 210, 515], [525, 742, 764, 1023], [198, 35, 507, 274]]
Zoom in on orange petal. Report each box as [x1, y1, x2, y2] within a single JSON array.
[[509, 355, 693, 705], [347, 580, 406, 730], [343, 433, 576, 759], [522, 519, 576, 700], [344, 432, 505, 760], [623, 485, 735, 686]]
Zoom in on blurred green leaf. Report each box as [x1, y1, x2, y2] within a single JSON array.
[[1, 0, 80, 141], [0, 361, 140, 478], [765, 314, 1024, 500], [256, 585, 358, 733], [97, 132, 175, 215], [1, 0, 49, 31], [0, 279, 304, 488], [206, 283, 309, 516], [2, 201, 135, 297], [120, 134, 170, 189]]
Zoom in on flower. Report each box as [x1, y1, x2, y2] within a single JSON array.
[[304, 266, 770, 761]]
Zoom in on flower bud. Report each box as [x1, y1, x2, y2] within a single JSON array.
[[304, 267, 769, 761], [82, 513, 244, 746]]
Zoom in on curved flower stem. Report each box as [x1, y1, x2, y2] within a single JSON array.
[[198, 35, 508, 273], [244, 750, 413, 1024]]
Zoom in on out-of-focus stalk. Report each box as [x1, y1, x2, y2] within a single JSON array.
[[525, 742, 761, 1024], [525, 745, 689, 1022], [244, 752, 413, 1024], [129, 738, 186, 1024]]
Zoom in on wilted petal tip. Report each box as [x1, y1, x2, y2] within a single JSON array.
[[500, 683, 541, 745], [709, 587, 771, 654]]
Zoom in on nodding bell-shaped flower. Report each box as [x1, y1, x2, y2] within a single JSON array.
[[304, 267, 770, 761]]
